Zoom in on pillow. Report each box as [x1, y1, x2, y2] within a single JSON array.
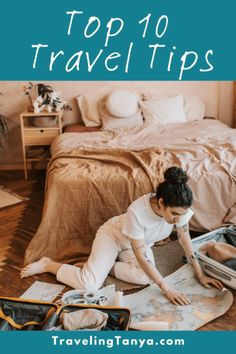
[[184, 96, 205, 122], [100, 95, 143, 130], [76, 93, 105, 127], [76, 91, 141, 127], [141, 95, 187, 125], [106, 90, 139, 118]]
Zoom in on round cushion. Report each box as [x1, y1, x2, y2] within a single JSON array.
[[105, 90, 138, 118]]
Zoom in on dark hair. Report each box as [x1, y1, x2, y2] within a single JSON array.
[[156, 166, 193, 207]]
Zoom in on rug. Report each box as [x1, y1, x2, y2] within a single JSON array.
[[0, 187, 28, 209], [153, 239, 185, 277], [103, 240, 185, 291]]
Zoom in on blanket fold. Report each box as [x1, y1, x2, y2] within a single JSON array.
[[25, 148, 173, 264]]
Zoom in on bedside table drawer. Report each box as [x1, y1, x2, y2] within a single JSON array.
[[24, 129, 59, 145]]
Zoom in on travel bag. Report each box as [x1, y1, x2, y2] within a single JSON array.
[[192, 225, 236, 290], [0, 296, 131, 331]]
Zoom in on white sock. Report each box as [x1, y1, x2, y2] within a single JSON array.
[[20, 257, 51, 278]]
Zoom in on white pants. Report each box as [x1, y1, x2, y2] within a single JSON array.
[[56, 230, 154, 291]]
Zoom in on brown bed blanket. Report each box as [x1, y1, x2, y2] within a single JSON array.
[[25, 120, 236, 265], [25, 148, 173, 264]]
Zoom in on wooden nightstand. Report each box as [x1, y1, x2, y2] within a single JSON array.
[[20, 112, 62, 179]]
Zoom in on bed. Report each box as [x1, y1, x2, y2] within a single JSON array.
[[24, 117, 236, 265]]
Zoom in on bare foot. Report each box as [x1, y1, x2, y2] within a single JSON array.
[[21, 257, 51, 278]]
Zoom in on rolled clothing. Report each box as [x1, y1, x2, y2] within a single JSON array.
[[225, 232, 236, 248], [223, 258, 236, 271], [61, 309, 108, 330], [199, 241, 236, 263]]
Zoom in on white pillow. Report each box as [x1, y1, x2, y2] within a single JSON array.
[[76, 93, 105, 127], [184, 96, 205, 122], [106, 90, 139, 118], [141, 95, 187, 125]]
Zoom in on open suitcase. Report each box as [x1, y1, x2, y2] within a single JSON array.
[[192, 225, 236, 290], [0, 296, 131, 331]]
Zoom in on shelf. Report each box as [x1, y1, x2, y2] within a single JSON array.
[[21, 111, 62, 117], [22, 116, 60, 130], [26, 146, 51, 159], [21, 111, 62, 179], [23, 124, 60, 130]]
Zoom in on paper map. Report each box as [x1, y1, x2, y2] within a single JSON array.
[[123, 264, 233, 330]]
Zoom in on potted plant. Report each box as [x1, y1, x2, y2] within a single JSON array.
[[0, 91, 17, 149], [0, 92, 8, 149], [23, 82, 72, 127], [0, 114, 8, 149]]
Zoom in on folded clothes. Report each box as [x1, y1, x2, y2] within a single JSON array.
[[61, 309, 108, 331], [223, 258, 236, 271], [225, 227, 236, 247]]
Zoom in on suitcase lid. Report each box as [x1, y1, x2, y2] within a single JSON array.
[[196, 252, 236, 277]]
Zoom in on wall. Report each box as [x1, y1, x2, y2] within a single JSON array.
[[219, 81, 234, 127], [0, 81, 234, 169]]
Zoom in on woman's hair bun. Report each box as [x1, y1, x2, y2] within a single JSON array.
[[164, 166, 188, 184]]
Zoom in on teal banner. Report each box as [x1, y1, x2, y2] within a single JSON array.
[[1, 331, 235, 354], [0, 0, 235, 80]]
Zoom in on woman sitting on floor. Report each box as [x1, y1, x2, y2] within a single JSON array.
[[21, 167, 223, 305]]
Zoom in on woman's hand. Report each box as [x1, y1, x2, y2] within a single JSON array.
[[163, 287, 191, 306], [198, 274, 223, 290]]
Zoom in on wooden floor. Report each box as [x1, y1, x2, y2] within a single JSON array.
[[0, 170, 60, 297], [0, 170, 235, 330]]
